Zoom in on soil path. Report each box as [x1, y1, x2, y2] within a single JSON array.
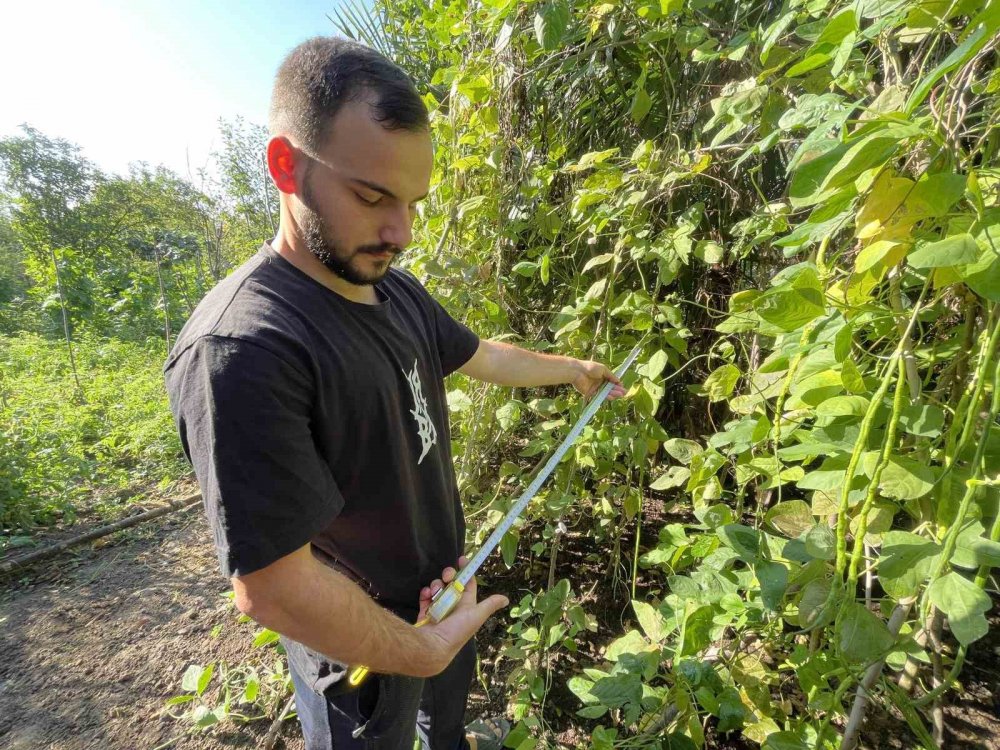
[[1, 503, 303, 750]]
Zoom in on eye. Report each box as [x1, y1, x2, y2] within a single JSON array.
[[354, 191, 382, 206]]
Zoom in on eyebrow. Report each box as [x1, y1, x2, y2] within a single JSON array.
[[353, 178, 428, 203]]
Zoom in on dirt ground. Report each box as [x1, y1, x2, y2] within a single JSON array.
[[1, 490, 998, 750], [0, 493, 299, 750]]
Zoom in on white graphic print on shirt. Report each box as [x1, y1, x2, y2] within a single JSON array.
[[403, 358, 438, 464]]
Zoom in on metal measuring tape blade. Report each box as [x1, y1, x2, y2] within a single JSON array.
[[426, 344, 642, 623]]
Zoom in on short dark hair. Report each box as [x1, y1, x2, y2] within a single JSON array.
[[269, 37, 428, 152]]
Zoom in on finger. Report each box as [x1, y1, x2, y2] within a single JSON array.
[[457, 555, 468, 568], [477, 593, 509, 618], [429, 578, 444, 596], [441, 566, 456, 583], [420, 586, 432, 601]]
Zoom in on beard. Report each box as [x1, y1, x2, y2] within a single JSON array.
[[299, 178, 401, 286]]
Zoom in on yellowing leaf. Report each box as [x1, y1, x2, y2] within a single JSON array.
[[855, 240, 907, 273], [703, 363, 741, 402], [855, 172, 918, 241]]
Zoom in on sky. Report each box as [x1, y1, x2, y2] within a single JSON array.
[[0, 0, 367, 180]]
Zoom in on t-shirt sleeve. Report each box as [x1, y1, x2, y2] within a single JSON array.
[[165, 335, 344, 578], [425, 292, 480, 377]]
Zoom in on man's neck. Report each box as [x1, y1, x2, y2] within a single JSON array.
[[271, 230, 380, 305]]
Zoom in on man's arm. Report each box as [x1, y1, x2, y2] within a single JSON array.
[[458, 339, 626, 400], [232, 544, 507, 678]]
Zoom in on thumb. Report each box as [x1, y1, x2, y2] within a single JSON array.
[[477, 593, 510, 619]]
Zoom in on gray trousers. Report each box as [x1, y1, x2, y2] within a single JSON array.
[[287, 638, 476, 750]]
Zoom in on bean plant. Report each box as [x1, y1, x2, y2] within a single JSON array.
[[337, 0, 1000, 747]]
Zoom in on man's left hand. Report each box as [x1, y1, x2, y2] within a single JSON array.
[[571, 360, 626, 401], [419, 556, 467, 622]]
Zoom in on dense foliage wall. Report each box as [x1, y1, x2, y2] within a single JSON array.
[[339, 1, 1000, 747]]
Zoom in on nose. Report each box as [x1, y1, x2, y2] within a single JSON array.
[[379, 204, 413, 250]]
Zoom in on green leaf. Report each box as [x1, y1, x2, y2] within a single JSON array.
[[757, 561, 788, 611], [243, 677, 259, 703], [788, 141, 848, 207], [679, 604, 715, 656], [928, 572, 991, 645], [606, 629, 654, 660], [568, 676, 598, 704], [908, 234, 980, 268], [252, 628, 280, 648], [909, 173, 968, 217], [855, 240, 903, 274], [816, 9, 859, 46], [496, 400, 522, 430], [501, 529, 519, 568], [763, 732, 811, 750], [838, 602, 894, 662], [754, 286, 825, 331], [765, 500, 814, 538], [447, 388, 473, 413], [841, 359, 867, 393], [503, 721, 534, 748], [716, 687, 748, 733], [632, 600, 668, 643], [197, 663, 215, 696], [797, 454, 850, 493], [786, 53, 831, 77], [591, 673, 643, 707], [192, 705, 223, 728], [534, 0, 570, 51], [583, 278, 608, 301], [898, 404, 944, 438], [650, 465, 690, 490], [630, 84, 652, 124], [797, 578, 832, 628], [876, 456, 936, 500], [804, 524, 836, 561], [664, 438, 701, 464], [717, 524, 761, 562], [703, 363, 740, 402], [820, 131, 915, 192], [816, 395, 869, 418], [695, 239, 725, 264], [181, 664, 206, 693], [637, 349, 668, 380], [512, 261, 538, 278], [878, 530, 942, 597], [582, 253, 614, 273], [960, 247, 1000, 301], [956, 534, 1000, 569], [592, 725, 620, 750]]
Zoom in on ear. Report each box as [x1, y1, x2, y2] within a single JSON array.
[[266, 137, 299, 195]]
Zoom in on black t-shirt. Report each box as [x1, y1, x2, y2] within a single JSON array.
[[164, 242, 479, 624]]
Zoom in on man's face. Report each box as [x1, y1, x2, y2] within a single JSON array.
[[295, 99, 433, 286]]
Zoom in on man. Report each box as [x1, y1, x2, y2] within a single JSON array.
[[164, 37, 624, 750]]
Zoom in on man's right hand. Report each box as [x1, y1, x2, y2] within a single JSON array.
[[416, 558, 508, 676]]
